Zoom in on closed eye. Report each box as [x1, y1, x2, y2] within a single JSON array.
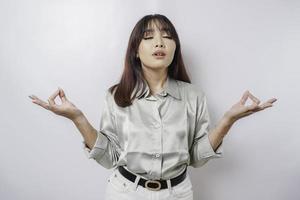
[[143, 36, 173, 40]]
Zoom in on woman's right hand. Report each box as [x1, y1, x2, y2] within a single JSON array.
[[29, 87, 83, 121]]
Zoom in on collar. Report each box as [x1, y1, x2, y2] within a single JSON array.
[[135, 76, 181, 100]]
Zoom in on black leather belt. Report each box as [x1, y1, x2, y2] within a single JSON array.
[[118, 166, 187, 191]]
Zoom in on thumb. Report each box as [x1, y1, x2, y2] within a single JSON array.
[[58, 87, 68, 102]]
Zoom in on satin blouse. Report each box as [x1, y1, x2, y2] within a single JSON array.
[[82, 76, 224, 180]]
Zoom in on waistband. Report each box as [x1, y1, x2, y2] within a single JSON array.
[[118, 166, 187, 191]]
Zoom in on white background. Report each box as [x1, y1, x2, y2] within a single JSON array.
[[0, 0, 299, 199]]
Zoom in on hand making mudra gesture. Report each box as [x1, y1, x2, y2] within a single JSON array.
[[28, 87, 84, 121], [224, 90, 277, 124], [29, 87, 277, 123]]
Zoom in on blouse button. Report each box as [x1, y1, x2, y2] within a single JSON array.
[[155, 154, 160, 158], [152, 122, 161, 128]]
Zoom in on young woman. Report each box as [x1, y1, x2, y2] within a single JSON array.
[[29, 14, 277, 200]]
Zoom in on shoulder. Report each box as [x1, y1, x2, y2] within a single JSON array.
[[103, 88, 117, 109], [175, 80, 206, 101]]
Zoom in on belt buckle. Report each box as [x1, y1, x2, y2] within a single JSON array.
[[145, 180, 161, 191]]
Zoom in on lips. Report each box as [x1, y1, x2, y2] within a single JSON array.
[[152, 50, 166, 56]]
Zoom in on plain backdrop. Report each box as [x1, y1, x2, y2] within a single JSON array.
[[1, 0, 299, 199]]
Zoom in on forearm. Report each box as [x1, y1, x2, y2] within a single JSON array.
[[208, 115, 235, 152], [72, 113, 98, 150]]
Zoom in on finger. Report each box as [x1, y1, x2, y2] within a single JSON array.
[[263, 98, 277, 107], [29, 95, 51, 110], [32, 100, 51, 110], [28, 94, 38, 100], [259, 102, 272, 110], [58, 87, 67, 102], [240, 90, 250, 105], [257, 98, 277, 110], [29, 95, 44, 103], [267, 98, 277, 104], [247, 91, 260, 105], [48, 89, 60, 106]]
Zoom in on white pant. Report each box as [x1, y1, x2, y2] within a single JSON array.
[[104, 167, 193, 200]]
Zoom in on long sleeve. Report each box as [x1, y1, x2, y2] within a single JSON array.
[[189, 92, 224, 168], [82, 90, 121, 169]]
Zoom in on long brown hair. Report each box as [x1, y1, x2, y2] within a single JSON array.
[[109, 14, 191, 107]]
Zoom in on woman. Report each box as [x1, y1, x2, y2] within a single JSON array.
[[29, 14, 277, 200]]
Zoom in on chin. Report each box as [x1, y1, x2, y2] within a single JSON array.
[[152, 66, 169, 70], [141, 61, 171, 70]]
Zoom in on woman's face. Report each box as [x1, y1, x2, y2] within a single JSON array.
[[137, 21, 176, 71]]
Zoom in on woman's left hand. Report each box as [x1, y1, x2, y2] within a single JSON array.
[[224, 90, 277, 124]]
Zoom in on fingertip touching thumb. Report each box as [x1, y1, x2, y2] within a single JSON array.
[[58, 87, 67, 100]]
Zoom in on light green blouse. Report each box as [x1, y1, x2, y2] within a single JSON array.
[[83, 76, 223, 180]]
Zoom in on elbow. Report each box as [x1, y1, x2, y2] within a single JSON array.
[[95, 160, 114, 169], [189, 157, 210, 168], [93, 147, 119, 169]]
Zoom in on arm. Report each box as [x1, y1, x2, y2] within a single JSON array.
[[209, 90, 277, 152], [189, 92, 224, 168], [208, 115, 234, 152], [72, 113, 98, 150], [29, 87, 120, 169], [80, 90, 121, 169], [73, 109, 120, 169]]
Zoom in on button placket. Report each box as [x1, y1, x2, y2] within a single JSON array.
[[155, 99, 164, 128], [150, 99, 163, 179]]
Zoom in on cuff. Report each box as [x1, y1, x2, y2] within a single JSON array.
[[82, 131, 109, 159], [199, 133, 224, 158]]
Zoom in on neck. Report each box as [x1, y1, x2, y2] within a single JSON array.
[[141, 66, 168, 95]]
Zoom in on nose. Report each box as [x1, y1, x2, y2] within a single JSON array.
[[154, 36, 165, 48], [155, 44, 165, 48]]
